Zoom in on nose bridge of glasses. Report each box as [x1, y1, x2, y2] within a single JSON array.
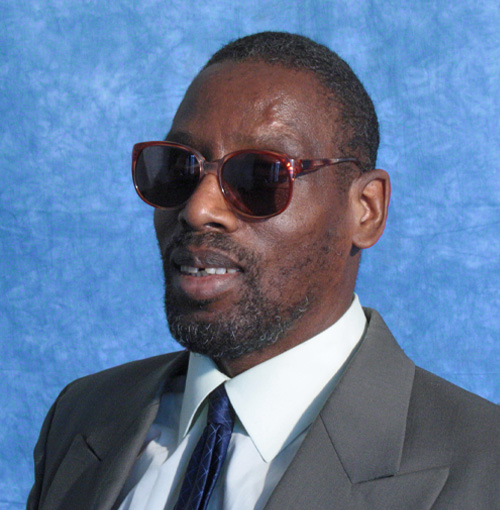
[[180, 155, 240, 232], [201, 159, 222, 178]]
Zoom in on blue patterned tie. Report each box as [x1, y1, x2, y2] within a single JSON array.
[[174, 385, 235, 510]]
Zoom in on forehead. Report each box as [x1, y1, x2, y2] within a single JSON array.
[[169, 61, 340, 158]]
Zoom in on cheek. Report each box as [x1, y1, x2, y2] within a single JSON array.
[[265, 180, 349, 253], [154, 209, 180, 250], [255, 212, 347, 295], [255, 179, 353, 293]]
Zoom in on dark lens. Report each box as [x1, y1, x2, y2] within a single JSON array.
[[220, 152, 290, 217], [135, 145, 200, 207]]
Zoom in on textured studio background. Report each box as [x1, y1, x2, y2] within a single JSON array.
[[1, 1, 500, 507]]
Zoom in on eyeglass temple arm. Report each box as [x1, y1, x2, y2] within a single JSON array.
[[295, 157, 362, 178]]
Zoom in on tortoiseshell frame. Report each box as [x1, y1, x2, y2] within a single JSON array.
[[132, 141, 361, 219]]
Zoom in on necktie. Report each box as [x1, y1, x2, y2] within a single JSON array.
[[174, 385, 235, 510]]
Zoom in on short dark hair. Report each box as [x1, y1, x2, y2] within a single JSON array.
[[204, 32, 379, 170]]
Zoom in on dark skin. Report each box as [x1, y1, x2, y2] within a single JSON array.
[[154, 61, 390, 377]]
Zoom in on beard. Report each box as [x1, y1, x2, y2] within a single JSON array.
[[162, 232, 309, 360]]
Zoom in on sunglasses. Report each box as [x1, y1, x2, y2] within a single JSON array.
[[132, 141, 360, 219]]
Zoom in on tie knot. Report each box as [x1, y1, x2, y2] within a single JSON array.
[[207, 385, 235, 428]]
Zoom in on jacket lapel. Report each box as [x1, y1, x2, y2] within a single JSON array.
[[265, 309, 449, 509], [41, 310, 451, 509], [41, 351, 189, 510]]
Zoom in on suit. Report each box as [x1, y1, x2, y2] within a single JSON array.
[[27, 309, 500, 509]]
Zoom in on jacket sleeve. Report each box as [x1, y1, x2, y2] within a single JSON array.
[[26, 386, 69, 510]]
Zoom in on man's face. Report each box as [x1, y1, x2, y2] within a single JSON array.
[[154, 61, 360, 364]]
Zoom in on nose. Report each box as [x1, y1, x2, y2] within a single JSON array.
[[178, 172, 239, 232]]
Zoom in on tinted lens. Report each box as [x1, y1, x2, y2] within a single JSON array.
[[220, 152, 291, 217], [135, 145, 200, 207]]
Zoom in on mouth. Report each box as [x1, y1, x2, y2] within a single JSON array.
[[179, 265, 240, 277], [171, 247, 243, 274], [169, 247, 244, 302]]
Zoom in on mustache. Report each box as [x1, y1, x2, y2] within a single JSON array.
[[162, 231, 257, 267]]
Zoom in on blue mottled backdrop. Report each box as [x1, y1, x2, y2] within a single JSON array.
[[1, 1, 499, 507]]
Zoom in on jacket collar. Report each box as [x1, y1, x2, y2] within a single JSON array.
[[41, 351, 190, 510], [265, 309, 449, 509], [90, 351, 190, 509], [321, 307, 415, 483]]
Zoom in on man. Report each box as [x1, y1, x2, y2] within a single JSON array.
[[28, 32, 500, 510]]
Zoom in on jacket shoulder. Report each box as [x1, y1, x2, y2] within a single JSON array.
[[62, 350, 187, 399], [410, 366, 500, 447], [53, 350, 189, 432], [402, 366, 500, 504], [28, 351, 188, 509]]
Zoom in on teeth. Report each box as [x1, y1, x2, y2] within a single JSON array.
[[180, 265, 239, 276], [181, 266, 199, 274]]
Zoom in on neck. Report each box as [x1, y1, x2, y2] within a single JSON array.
[[215, 293, 355, 377]]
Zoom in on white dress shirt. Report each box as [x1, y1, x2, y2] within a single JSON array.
[[117, 296, 366, 510]]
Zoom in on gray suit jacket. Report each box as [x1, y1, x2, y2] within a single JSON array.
[[27, 309, 500, 509]]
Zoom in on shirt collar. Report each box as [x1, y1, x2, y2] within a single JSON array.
[[178, 295, 366, 462]]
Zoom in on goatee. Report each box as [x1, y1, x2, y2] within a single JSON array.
[[162, 232, 308, 360]]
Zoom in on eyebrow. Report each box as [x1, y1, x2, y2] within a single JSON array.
[[164, 131, 195, 146], [236, 133, 304, 158], [165, 131, 216, 159], [165, 130, 305, 159]]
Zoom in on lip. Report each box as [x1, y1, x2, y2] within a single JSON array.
[[169, 247, 243, 302], [171, 247, 242, 271]]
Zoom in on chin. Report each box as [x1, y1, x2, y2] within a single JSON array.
[[166, 304, 294, 360]]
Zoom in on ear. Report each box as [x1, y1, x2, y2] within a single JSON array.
[[350, 169, 390, 249]]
